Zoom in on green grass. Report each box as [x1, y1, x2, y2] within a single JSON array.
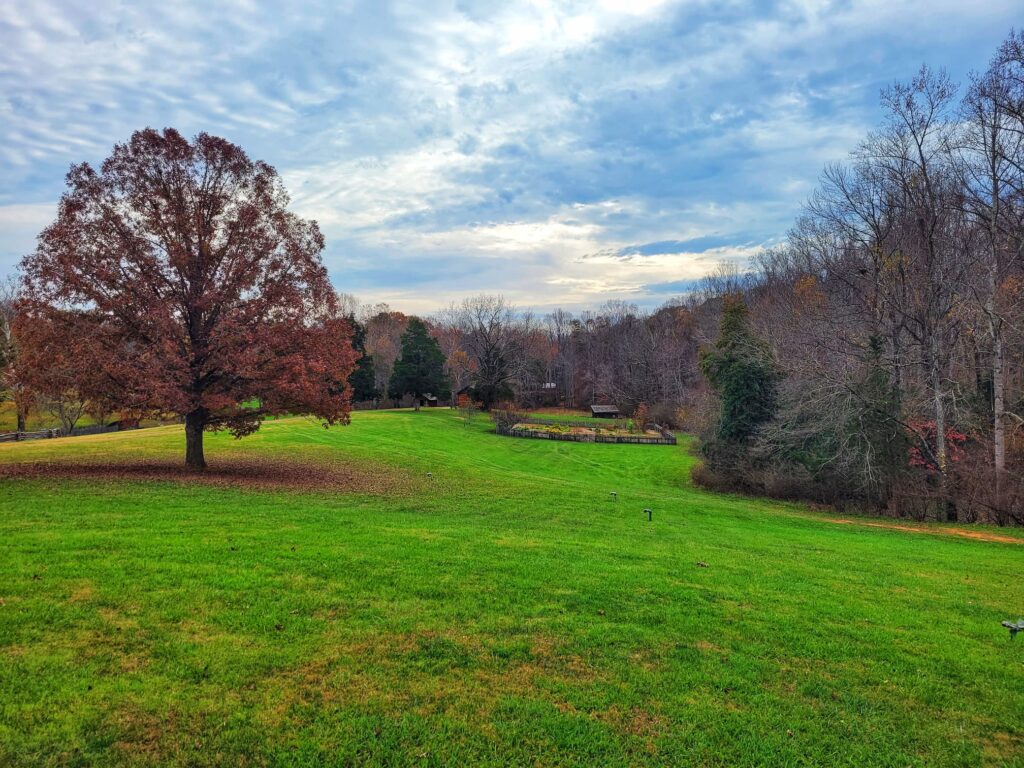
[[1, 410, 1022, 766]]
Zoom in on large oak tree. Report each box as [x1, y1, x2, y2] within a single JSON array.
[[18, 128, 357, 468]]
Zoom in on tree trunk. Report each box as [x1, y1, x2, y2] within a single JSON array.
[[988, 244, 1006, 507], [16, 399, 26, 433], [987, 143, 1006, 511], [928, 338, 947, 474], [928, 338, 955, 522], [992, 330, 1005, 477], [185, 409, 207, 469]]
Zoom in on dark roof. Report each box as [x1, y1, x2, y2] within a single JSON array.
[[590, 404, 620, 415]]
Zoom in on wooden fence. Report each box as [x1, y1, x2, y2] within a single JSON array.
[[0, 423, 144, 443], [0, 428, 62, 443]]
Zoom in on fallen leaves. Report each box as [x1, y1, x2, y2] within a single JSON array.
[[0, 454, 419, 496]]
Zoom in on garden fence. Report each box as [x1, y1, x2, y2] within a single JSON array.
[[494, 419, 676, 446]]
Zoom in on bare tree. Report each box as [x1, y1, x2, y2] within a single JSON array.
[[431, 304, 473, 406], [0, 275, 29, 432], [455, 295, 529, 410], [363, 305, 408, 405], [544, 309, 577, 407], [869, 68, 972, 508], [953, 35, 1024, 499], [336, 292, 362, 318], [41, 392, 87, 435]]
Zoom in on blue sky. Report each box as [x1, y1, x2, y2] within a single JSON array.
[[0, 1, 1019, 313]]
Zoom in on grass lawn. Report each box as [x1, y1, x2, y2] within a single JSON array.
[[1, 409, 1022, 766]]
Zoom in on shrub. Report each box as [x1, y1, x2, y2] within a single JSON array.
[[632, 403, 649, 433]]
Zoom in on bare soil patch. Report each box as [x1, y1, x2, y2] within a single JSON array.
[[0, 455, 415, 495], [824, 517, 1023, 545]]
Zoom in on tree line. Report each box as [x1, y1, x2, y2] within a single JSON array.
[[338, 294, 700, 421]]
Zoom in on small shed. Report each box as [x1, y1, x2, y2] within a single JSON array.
[[419, 393, 440, 408], [590, 404, 620, 419]]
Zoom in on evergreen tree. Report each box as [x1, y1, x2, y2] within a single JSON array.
[[699, 295, 780, 447], [847, 335, 907, 503], [389, 318, 448, 410], [346, 315, 379, 402]]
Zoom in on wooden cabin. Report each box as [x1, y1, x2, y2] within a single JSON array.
[[590, 404, 620, 419]]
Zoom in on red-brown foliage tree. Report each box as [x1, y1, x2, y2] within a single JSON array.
[[17, 128, 357, 468]]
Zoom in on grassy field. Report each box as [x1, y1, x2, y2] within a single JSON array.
[[1, 409, 1022, 766]]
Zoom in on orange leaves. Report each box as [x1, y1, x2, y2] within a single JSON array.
[[793, 275, 826, 315], [18, 128, 359, 451], [997, 275, 1022, 309]]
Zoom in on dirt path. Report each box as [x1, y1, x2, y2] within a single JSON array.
[[823, 517, 1023, 545]]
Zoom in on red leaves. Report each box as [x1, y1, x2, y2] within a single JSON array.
[[17, 128, 357, 450], [907, 420, 967, 472]]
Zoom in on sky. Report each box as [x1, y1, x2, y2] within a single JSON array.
[[0, 1, 1020, 314]]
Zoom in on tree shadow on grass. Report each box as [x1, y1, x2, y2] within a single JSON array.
[[0, 455, 417, 495]]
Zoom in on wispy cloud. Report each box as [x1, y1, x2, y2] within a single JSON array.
[[0, 202, 55, 268], [0, 0, 1019, 310]]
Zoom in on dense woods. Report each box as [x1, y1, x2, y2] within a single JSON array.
[[699, 33, 1024, 523], [341, 295, 701, 422]]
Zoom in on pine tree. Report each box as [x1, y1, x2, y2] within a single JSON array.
[[699, 295, 780, 446], [848, 335, 907, 503], [389, 318, 449, 410], [346, 315, 379, 402]]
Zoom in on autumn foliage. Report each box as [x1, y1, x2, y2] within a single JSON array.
[[908, 421, 967, 474], [16, 128, 357, 468], [632, 402, 649, 434]]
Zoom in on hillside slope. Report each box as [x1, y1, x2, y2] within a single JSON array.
[[1, 410, 1021, 766]]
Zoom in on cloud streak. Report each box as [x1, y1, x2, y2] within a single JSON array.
[[0, 0, 1019, 311]]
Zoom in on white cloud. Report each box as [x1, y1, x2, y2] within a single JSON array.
[[1, 0, 1020, 306], [0, 202, 56, 266]]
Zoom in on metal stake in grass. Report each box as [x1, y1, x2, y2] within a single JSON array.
[[1003, 618, 1024, 640], [609, 492, 617, 501], [644, 508, 652, 521], [426, 472, 433, 479]]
